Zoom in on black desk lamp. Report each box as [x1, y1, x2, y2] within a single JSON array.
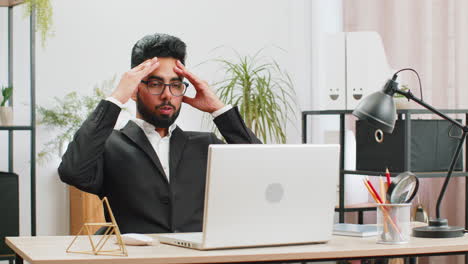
[[352, 68, 467, 238]]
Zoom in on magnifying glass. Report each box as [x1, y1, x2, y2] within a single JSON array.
[[386, 171, 419, 204]]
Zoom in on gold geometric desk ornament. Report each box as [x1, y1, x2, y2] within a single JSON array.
[[66, 197, 128, 256]]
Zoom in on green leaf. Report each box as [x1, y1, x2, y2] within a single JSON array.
[[213, 49, 298, 143], [23, 0, 54, 48], [1, 86, 13, 107], [36, 76, 116, 163]]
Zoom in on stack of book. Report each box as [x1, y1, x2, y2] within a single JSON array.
[[333, 223, 378, 237]]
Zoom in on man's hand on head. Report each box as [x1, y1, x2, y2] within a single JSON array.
[[111, 57, 160, 104], [174, 60, 225, 113]]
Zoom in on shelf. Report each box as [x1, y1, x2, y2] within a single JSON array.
[[0, 0, 23, 7], [0, 126, 33, 131], [396, 109, 468, 114], [335, 203, 377, 212], [302, 109, 468, 115], [302, 108, 468, 225], [343, 170, 468, 178], [303, 110, 354, 115], [1, 2, 37, 239], [0, 255, 15, 262]]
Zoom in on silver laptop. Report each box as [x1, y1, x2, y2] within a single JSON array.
[[158, 144, 340, 249]]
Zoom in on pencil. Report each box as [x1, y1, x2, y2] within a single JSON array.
[[379, 177, 389, 233], [365, 177, 383, 204], [379, 177, 386, 203], [363, 179, 380, 202], [385, 168, 391, 187], [362, 179, 402, 237]]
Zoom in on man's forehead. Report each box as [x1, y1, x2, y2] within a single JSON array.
[[147, 75, 182, 81], [147, 58, 183, 80]]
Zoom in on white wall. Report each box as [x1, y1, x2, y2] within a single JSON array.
[[0, 0, 342, 236]]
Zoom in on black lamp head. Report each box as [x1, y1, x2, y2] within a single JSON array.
[[352, 79, 399, 133]]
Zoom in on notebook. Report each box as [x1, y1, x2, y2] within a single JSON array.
[[333, 223, 378, 237]]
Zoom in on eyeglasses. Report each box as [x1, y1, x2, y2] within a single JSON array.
[[140, 80, 189, 97]]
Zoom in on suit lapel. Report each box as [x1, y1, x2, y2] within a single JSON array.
[[121, 121, 168, 183], [169, 127, 187, 180]]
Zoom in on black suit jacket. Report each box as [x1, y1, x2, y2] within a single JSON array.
[[58, 100, 261, 234]]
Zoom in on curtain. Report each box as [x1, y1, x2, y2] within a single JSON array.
[[344, 1, 468, 263]]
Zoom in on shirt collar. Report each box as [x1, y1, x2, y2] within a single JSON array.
[[131, 117, 177, 138]]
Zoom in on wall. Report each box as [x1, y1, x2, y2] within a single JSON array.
[[0, 0, 342, 237]]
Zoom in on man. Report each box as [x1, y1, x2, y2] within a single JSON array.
[[58, 33, 261, 234]]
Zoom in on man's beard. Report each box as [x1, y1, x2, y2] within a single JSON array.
[[136, 93, 181, 129]]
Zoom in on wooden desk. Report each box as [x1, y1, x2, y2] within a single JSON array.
[[6, 234, 468, 264]]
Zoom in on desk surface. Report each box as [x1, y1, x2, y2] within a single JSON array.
[[6, 233, 468, 264]]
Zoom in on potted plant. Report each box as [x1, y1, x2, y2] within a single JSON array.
[[213, 51, 296, 143], [394, 85, 413, 109], [0, 86, 13, 125], [23, 0, 54, 47], [37, 77, 116, 162]]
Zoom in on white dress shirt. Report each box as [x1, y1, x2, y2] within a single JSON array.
[[105, 97, 231, 182]]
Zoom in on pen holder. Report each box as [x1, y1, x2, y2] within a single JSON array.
[[376, 203, 411, 244]]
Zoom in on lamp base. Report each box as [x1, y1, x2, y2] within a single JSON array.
[[413, 218, 465, 238]]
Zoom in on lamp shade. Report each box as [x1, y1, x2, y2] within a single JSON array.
[[352, 80, 398, 133]]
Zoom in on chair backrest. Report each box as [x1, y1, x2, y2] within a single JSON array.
[[0, 172, 19, 255]]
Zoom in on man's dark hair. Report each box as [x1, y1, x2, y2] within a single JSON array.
[[131, 33, 186, 68]]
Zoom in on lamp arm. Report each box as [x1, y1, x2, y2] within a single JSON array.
[[395, 88, 468, 219], [435, 131, 467, 218], [395, 89, 467, 131]]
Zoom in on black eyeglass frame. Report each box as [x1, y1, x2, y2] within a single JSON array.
[[140, 80, 190, 97]]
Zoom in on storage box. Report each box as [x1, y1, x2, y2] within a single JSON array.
[[346, 32, 393, 110], [0, 172, 19, 255], [356, 119, 463, 172], [315, 31, 393, 110], [316, 33, 346, 110]]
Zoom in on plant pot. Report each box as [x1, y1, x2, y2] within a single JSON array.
[[394, 97, 414, 109], [0, 106, 13, 126], [0, 0, 24, 7]]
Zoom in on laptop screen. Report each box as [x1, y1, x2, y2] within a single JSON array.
[[201, 144, 340, 248]]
